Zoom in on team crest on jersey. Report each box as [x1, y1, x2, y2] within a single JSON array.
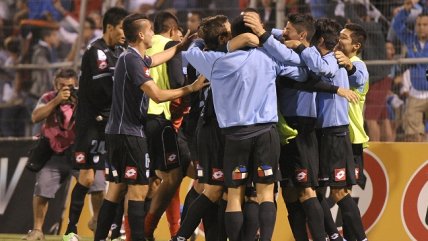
[[75, 152, 86, 164], [125, 166, 137, 180], [97, 49, 107, 70], [334, 168, 346, 181], [257, 165, 273, 177], [296, 169, 308, 182], [195, 161, 203, 177], [143, 67, 150, 77], [232, 165, 248, 180], [212, 168, 224, 181]]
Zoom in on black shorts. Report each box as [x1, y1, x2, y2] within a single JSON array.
[[280, 117, 319, 188], [105, 134, 150, 185], [145, 115, 186, 175], [223, 125, 281, 188], [317, 126, 357, 188], [73, 124, 107, 170], [195, 119, 225, 186], [352, 143, 367, 189]]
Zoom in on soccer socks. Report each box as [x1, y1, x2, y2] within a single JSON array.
[[242, 200, 259, 241], [301, 198, 326, 241], [202, 200, 220, 241], [286, 201, 309, 241], [166, 189, 181, 237], [181, 186, 199, 223], [128, 200, 146, 241], [225, 211, 243, 241], [65, 182, 89, 234], [342, 219, 356, 241], [94, 200, 119, 241], [259, 202, 276, 241], [110, 199, 125, 240], [317, 194, 343, 241], [337, 195, 367, 241], [218, 199, 228, 241], [175, 194, 215, 239]]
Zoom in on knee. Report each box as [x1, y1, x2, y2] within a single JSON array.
[[203, 186, 223, 202], [330, 188, 349, 203]]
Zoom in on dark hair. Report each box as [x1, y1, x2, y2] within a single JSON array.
[[123, 13, 149, 43], [344, 23, 367, 54], [153, 11, 178, 34], [231, 8, 259, 37], [311, 18, 341, 51], [55, 68, 77, 81], [102, 7, 128, 33], [199, 15, 229, 50], [287, 13, 315, 42], [39, 28, 56, 40]]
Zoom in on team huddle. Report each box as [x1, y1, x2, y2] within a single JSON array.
[[28, 6, 371, 241]]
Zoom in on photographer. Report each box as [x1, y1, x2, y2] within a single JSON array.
[[23, 69, 78, 240]]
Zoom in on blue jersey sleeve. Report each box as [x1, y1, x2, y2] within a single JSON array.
[[301, 47, 337, 78], [349, 61, 369, 92], [277, 64, 308, 82], [182, 47, 225, 80], [271, 28, 283, 40], [392, 9, 415, 47], [124, 53, 153, 87], [262, 35, 302, 66]]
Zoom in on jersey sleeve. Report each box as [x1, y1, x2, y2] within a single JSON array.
[[124, 53, 153, 87]]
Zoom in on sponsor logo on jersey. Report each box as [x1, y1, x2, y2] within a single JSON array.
[[97, 50, 107, 70], [212, 168, 224, 181], [143, 67, 151, 77], [296, 169, 308, 182], [334, 168, 346, 181], [75, 152, 86, 164], [125, 166, 137, 180]]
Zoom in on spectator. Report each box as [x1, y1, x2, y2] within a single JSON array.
[[65, 17, 97, 62], [21, 69, 78, 241], [392, 0, 428, 142], [0, 36, 27, 137], [29, 27, 60, 108]]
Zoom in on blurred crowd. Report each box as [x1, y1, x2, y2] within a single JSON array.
[[0, 0, 427, 141]]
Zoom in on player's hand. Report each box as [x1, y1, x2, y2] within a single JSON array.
[[179, 30, 197, 50], [190, 75, 209, 92], [243, 12, 265, 37], [284, 40, 302, 49], [334, 50, 353, 71], [337, 87, 359, 103], [55, 86, 71, 104]]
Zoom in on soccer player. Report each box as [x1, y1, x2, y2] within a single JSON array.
[[143, 11, 187, 240], [93, 13, 207, 241], [183, 10, 306, 241], [63, 7, 128, 241], [172, 14, 231, 241], [334, 23, 369, 241], [285, 18, 368, 241]]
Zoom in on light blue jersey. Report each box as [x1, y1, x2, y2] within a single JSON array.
[[183, 46, 307, 128], [300, 47, 350, 128]]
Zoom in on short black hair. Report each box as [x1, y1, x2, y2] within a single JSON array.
[[55, 68, 77, 81], [231, 8, 259, 37], [344, 23, 367, 54], [311, 18, 342, 51], [85, 17, 96, 30], [153, 11, 178, 34], [123, 13, 149, 43], [287, 13, 315, 42], [199, 15, 229, 50], [102, 7, 128, 33]]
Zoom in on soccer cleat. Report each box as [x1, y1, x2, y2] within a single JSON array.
[[21, 229, 45, 240], [62, 232, 80, 241]]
